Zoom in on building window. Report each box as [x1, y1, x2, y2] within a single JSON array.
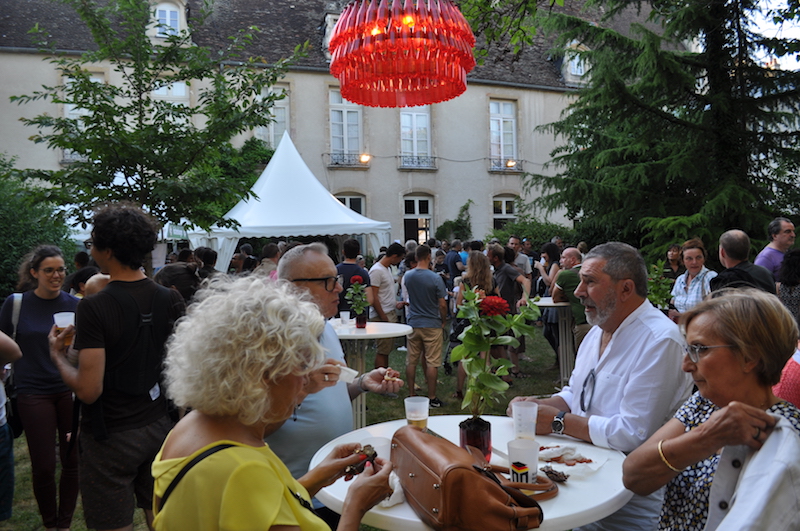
[[493, 196, 517, 229], [329, 89, 363, 165], [403, 196, 432, 244], [400, 107, 434, 169], [255, 86, 289, 148], [569, 52, 585, 76], [62, 73, 105, 163], [337, 195, 364, 215], [489, 100, 517, 170], [155, 3, 180, 37]]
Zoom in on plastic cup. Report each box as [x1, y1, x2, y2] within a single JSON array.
[[340, 311, 350, 325], [507, 439, 539, 483], [362, 436, 392, 461], [404, 397, 429, 431], [53, 312, 75, 346], [512, 401, 538, 440]]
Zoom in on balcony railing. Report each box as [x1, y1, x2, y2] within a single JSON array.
[[328, 153, 369, 168], [399, 155, 437, 170], [61, 149, 88, 164], [489, 158, 523, 172]]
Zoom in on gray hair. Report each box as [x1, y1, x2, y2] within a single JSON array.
[[278, 242, 329, 280], [719, 230, 750, 261], [585, 242, 648, 297]]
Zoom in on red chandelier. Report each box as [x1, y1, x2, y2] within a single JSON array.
[[329, 0, 476, 108]]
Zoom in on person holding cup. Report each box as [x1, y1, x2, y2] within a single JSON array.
[[0, 245, 80, 531]]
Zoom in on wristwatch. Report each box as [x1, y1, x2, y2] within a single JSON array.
[[552, 411, 567, 435]]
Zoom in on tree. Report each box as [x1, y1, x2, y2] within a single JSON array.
[[521, 0, 800, 260], [435, 200, 474, 241], [12, 0, 300, 230], [0, 154, 76, 300]]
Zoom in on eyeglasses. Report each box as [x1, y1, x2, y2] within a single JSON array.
[[580, 368, 595, 412], [39, 267, 67, 276], [683, 344, 735, 363], [291, 275, 344, 292]]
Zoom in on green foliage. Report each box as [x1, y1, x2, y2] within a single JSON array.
[[345, 278, 370, 315], [11, 0, 300, 230], [487, 200, 576, 248], [647, 260, 673, 310], [0, 154, 77, 300], [522, 0, 800, 262], [450, 287, 541, 417], [435, 200, 473, 242]]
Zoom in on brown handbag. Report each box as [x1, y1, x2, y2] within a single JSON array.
[[391, 425, 558, 531]]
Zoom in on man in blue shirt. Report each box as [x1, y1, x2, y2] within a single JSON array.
[[404, 245, 448, 407]]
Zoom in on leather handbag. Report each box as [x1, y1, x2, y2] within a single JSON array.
[[391, 425, 557, 531]]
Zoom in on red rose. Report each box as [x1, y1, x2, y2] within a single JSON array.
[[479, 296, 510, 317], [350, 275, 363, 285]]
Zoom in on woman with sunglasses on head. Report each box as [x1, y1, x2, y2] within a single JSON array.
[[623, 288, 800, 531], [0, 245, 80, 531]]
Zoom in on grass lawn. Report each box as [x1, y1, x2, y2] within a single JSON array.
[[2, 324, 561, 530]]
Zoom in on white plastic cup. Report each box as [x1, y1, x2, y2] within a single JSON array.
[[404, 397, 430, 431], [507, 438, 539, 483], [340, 311, 350, 325], [512, 401, 538, 440], [362, 436, 392, 461], [53, 312, 76, 346]]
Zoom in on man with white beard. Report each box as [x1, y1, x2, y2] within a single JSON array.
[[509, 242, 691, 531]]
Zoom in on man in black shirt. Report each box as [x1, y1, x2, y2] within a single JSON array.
[[51, 203, 184, 531]]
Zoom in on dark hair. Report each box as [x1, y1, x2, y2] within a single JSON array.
[[719, 230, 750, 262], [780, 249, 800, 287], [426, 238, 437, 247], [72, 266, 101, 293], [404, 252, 417, 269], [768, 217, 792, 241], [239, 243, 254, 256], [435, 249, 445, 257], [74, 251, 90, 268], [386, 242, 405, 258], [17, 245, 64, 291], [508, 234, 521, 243], [469, 240, 483, 251], [540, 242, 561, 263], [503, 245, 516, 264], [667, 243, 681, 253], [342, 239, 361, 259], [92, 203, 158, 270], [415, 245, 432, 262], [195, 247, 217, 267], [260, 243, 280, 260], [585, 242, 648, 298], [177, 249, 194, 262], [154, 262, 201, 304]]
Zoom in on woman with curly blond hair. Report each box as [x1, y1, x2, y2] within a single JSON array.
[[151, 276, 392, 530]]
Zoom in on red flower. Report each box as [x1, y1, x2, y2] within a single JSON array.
[[479, 296, 510, 317], [350, 275, 363, 285]]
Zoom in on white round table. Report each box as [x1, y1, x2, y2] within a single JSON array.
[[535, 297, 576, 387], [310, 414, 633, 531], [333, 320, 412, 428]]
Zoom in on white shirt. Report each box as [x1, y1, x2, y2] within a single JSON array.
[[556, 300, 692, 452], [704, 415, 800, 531], [369, 262, 397, 318]]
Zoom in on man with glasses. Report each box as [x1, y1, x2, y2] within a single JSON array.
[[509, 242, 691, 531], [267, 242, 403, 528]]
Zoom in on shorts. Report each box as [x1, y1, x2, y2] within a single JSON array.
[[407, 327, 444, 368], [0, 423, 13, 521], [79, 415, 173, 529]]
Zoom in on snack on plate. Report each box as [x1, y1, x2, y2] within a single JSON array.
[[539, 445, 593, 466], [541, 465, 569, 483], [344, 444, 377, 475]]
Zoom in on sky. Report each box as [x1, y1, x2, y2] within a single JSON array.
[[753, 0, 799, 70]]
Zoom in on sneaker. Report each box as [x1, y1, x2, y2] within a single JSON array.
[[397, 346, 408, 351], [429, 397, 445, 408]]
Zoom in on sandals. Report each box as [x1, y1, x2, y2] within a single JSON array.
[[510, 368, 531, 379]]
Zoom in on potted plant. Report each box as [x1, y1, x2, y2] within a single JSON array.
[[450, 287, 541, 459], [345, 275, 370, 328], [647, 261, 673, 313]]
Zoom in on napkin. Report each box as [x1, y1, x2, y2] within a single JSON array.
[[377, 471, 405, 508], [339, 366, 358, 384]]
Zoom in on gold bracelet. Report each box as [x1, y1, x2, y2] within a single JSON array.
[[657, 439, 682, 473]]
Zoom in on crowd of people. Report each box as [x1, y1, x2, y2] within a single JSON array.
[[1, 204, 799, 531]]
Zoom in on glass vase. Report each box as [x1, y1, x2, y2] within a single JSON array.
[[459, 416, 491, 462], [355, 313, 368, 328]]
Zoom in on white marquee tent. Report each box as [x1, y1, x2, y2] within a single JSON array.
[[188, 132, 392, 270]]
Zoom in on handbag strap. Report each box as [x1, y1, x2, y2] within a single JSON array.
[[10, 293, 21, 342], [158, 443, 235, 511]]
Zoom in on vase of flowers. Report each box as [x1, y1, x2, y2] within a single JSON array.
[[346, 275, 369, 328], [451, 287, 541, 460]]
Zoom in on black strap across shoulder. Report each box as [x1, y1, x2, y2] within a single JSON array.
[[158, 443, 235, 511]]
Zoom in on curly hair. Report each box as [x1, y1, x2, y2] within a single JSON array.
[[164, 276, 325, 426], [682, 288, 798, 387], [92, 203, 159, 270], [17, 245, 64, 291], [464, 251, 493, 292]]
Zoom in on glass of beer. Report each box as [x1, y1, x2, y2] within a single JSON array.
[[53, 312, 75, 346], [404, 397, 429, 431]]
